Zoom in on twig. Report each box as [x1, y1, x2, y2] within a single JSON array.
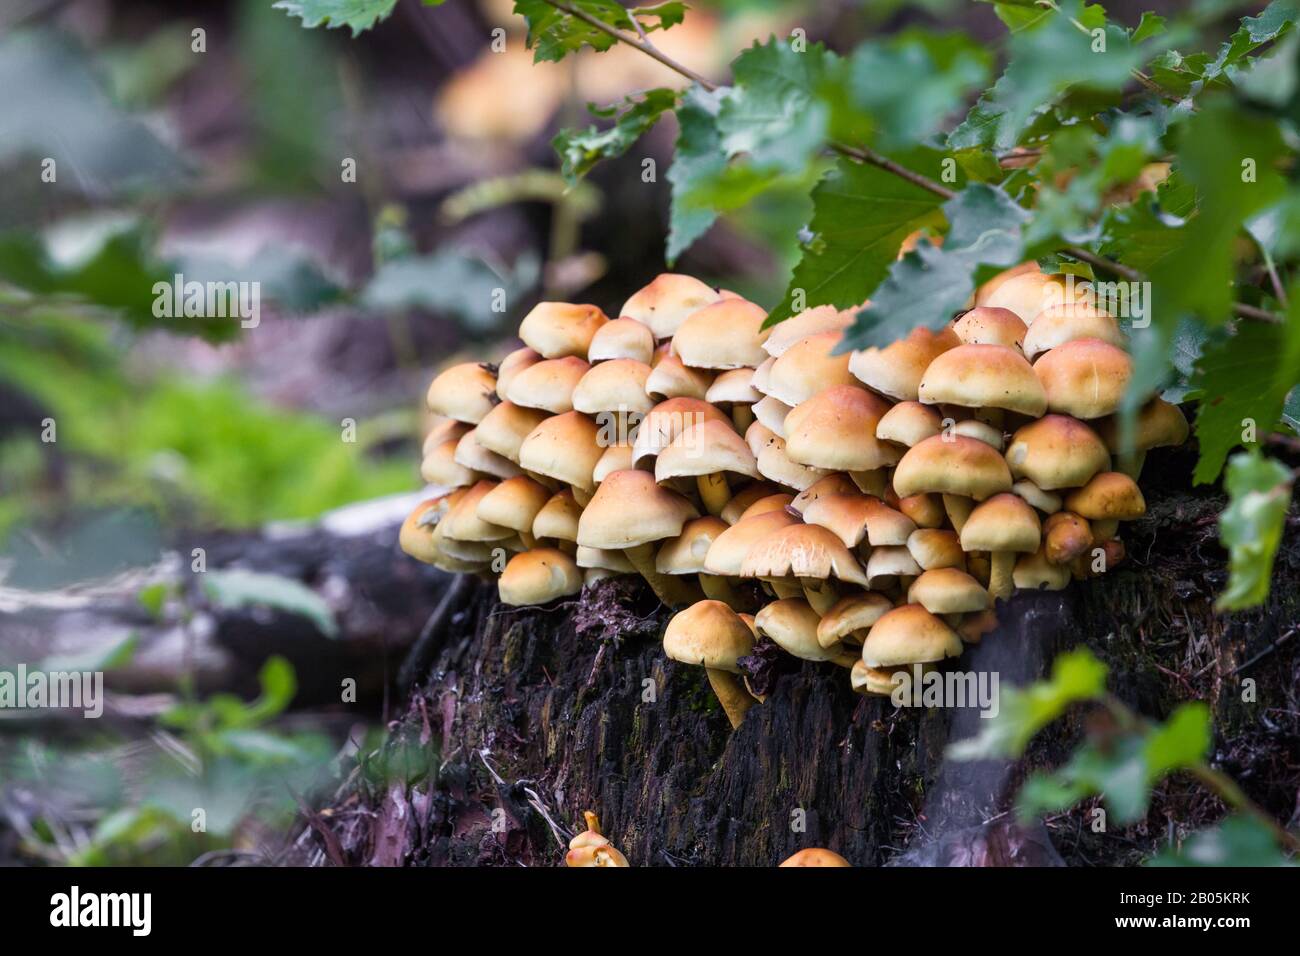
[[540, 0, 1283, 326]]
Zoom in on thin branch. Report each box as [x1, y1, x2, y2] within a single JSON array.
[[543, 0, 717, 91], [542, 0, 1282, 325]]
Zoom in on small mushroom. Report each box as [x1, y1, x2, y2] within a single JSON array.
[[619, 273, 721, 340], [959, 493, 1042, 601], [517, 301, 609, 359], [664, 599, 758, 729], [498, 548, 584, 606], [755, 598, 858, 667], [779, 847, 851, 867], [860, 604, 962, 669], [565, 811, 630, 867]]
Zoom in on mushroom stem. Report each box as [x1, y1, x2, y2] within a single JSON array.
[[624, 544, 702, 607], [572, 486, 593, 506], [732, 405, 755, 432], [988, 551, 1015, 601], [830, 648, 858, 668], [696, 472, 731, 516], [764, 577, 803, 599], [519, 531, 538, 549], [850, 470, 887, 496], [700, 573, 746, 610], [942, 494, 974, 534], [801, 578, 839, 615], [582, 810, 602, 836], [706, 667, 755, 729]]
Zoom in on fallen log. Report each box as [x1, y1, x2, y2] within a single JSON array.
[[294, 448, 1300, 866]]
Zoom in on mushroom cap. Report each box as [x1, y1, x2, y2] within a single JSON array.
[[756, 435, 830, 491], [850, 661, 902, 696], [518, 302, 608, 359], [721, 484, 785, 523], [736, 492, 795, 522], [631, 397, 730, 463], [865, 545, 922, 587], [952, 307, 1028, 352], [750, 356, 776, 395], [655, 418, 760, 484], [454, 429, 522, 480], [802, 493, 916, 548], [663, 599, 755, 672], [1095, 397, 1189, 454], [1013, 547, 1072, 590], [744, 420, 778, 458], [619, 273, 721, 340], [1012, 479, 1063, 514], [917, 343, 1047, 416], [752, 395, 792, 437], [1063, 471, 1146, 520], [533, 489, 582, 542], [577, 545, 636, 573], [399, 495, 460, 563], [673, 298, 770, 370], [572, 359, 654, 415], [764, 331, 856, 406], [896, 492, 945, 529], [593, 443, 634, 484], [645, 352, 714, 400], [739, 523, 869, 586], [784, 386, 900, 472], [423, 418, 471, 455], [960, 493, 1042, 553], [474, 401, 551, 462], [848, 325, 961, 401], [443, 480, 513, 542], [1044, 511, 1092, 565], [427, 362, 497, 423], [973, 262, 1040, 306], [577, 469, 699, 549], [791, 473, 862, 513], [1022, 302, 1123, 359], [763, 305, 853, 358], [1005, 414, 1110, 490], [518, 411, 603, 491], [421, 439, 480, 487], [817, 592, 893, 646], [778, 847, 851, 867], [892, 435, 1013, 501], [876, 401, 943, 447], [704, 510, 798, 576], [505, 355, 590, 413], [906, 529, 965, 570], [565, 843, 631, 867], [498, 548, 583, 605], [907, 568, 989, 614], [706, 368, 761, 406], [980, 270, 1073, 322], [1034, 338, 1133, 419], [476, 475, 552, 532], [861, 604, 963, 667], [496, 347, 543, 400], [588, 316, 654, 363], [657, 516, 729, 574], [754, 598, 843, 662]]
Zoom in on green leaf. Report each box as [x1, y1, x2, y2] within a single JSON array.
[[1020, 734, 1150, 823], [514, 0, 682, 63], [1148, 815, 1297, 867], [765, 152, 945, 326], [829, 30, 991, 151], [666, 85, 727, 262], [948, 647, 1108, 761], [839, 183, 1029, 351], [1217, 452, 1294, 610], [1132, 12, 1167, 44], [272, 0, 401, 36], [950, 1, 1151, 151], [1189, 320, 1298, 484], [553, 88, 677, 183], [202, 569, 339, 638], [1143, 703, 1211, 778], [716, 37, 834, 174], [37, 632, 138, 674]]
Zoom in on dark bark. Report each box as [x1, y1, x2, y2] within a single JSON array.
[[295, 448, 1300, 867]]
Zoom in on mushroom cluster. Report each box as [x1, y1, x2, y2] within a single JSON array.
[[402, 264, 1186, 719]]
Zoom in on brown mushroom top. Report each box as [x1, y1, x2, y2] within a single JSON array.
[[673, 298, 770, 370], [893, 435, 1013, 501], [475, 401, 551, 462], [655, 419, 760, 484], [778, 848, 852, 867], [876, 401, 944, 447], [908, 568, 989, 614], [917, 343, 1047, 417], [572, 359, 655, 416], [1034, 337, 1133, 419], [619, 273, 721, 340], [1063, 471, 1147, 520], [505, 355, 591, 414], [704, 509, 799, 576], [518, 302, 608, 359], [764, 331, 857, 406], [517, 411, 604, 492], [663, 599, 755, 672], [1095, 397, 1189, 454], [763, 305, 854, 358], [952, 307, 1028, 352], [959, 492, 1042, 553], [784, 385, 899, 472], [498, 548, 583, 606], [848, 325, 961, 401], [801, 492, 917, 548], [860, 604, 963, 667], [427, 361, 498, 424], [1005, 414, 1110, 490], [588, 316, 655, 363], [1022, 302, 1123, 359], [740, 523, 869, 586], [577, 469, 699, 549]]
